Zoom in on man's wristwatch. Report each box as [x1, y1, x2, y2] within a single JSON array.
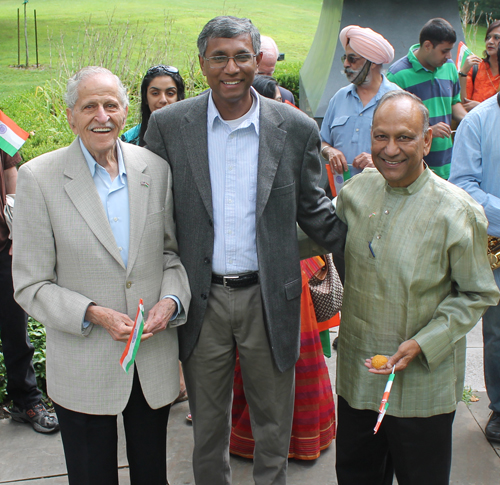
[[458, 71, 468, 77], [321, 146, 330, 159]]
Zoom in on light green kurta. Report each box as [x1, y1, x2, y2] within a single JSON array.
[[336, 167, 500, 418]]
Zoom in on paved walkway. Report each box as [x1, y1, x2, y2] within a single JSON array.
[[1, 322, 499, 484]]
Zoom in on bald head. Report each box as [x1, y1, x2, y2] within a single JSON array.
[[258, 35, 279, 75]]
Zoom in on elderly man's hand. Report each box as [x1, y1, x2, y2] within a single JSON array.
[[352, 152, 374, 171], [85, 305, 135, 342], [324, 146, 349, 175], [364, 339, 422, 374], [142, 298, 177, 339], [431, 122, 452, 139]]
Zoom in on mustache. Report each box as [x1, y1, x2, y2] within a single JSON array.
[[344, 68, 360, 76], [87, 121, 116, 131]]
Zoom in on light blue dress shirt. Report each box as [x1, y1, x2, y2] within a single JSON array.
[[320, 75, 400, 177], [79, 138, 180, 322], [449, 94, 500, 287], [207, 89, 260, 275]]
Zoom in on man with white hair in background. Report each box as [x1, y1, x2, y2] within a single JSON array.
[[259, 35, 296, 104], [320, 25, 399, 181]]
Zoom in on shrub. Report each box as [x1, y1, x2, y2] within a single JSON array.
[[274, 61, 302, 105]]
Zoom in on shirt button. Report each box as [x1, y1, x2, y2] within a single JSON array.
[[359, 113, 363, 117], [126, 281, 132, 289], [356, 128, 359, 132], [384, 210, 389, 215], [228, 199, 232, 203], [113, 217, 118, 222], [118, 247, 123, 252], [376, 235, 381, 239], [204, 257, 211, 264]]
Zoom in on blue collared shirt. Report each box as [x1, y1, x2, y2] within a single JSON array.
[[80, 138, 130, 267], [320, 75, 400, 177], [207, 88, 260, 275], [449, 94, 500, 287], [79, 139, 180, 323]]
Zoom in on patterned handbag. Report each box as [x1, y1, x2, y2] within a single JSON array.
[[302, 255, 343, 322]]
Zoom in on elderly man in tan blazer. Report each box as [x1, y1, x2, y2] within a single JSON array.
[[12, 66, 190, 485]]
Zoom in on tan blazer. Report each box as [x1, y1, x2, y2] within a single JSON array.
[[12, 139, 191, 415]]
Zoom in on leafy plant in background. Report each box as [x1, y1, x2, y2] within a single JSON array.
[[0, 318, 47, 405], [274, 61, 302, 105]]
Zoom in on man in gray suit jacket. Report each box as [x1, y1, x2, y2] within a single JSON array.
[[145, 16, 346, 485], [12, 67, 190, 485]]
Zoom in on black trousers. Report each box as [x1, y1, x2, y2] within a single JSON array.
[[336, 395, 455, 485], [54, 369, 171, 485], [0, 243, 41, 408]]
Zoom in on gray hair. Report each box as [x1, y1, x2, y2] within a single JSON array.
[[197, 16, 261, 58], [65, 66, 129, 110], [373, 90, 430, 135]]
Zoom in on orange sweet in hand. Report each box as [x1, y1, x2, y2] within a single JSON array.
[[371, 355, 388, 369]]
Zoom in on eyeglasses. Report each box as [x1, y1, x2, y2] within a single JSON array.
[[341, 54, 363, 64], [203, 54, 257, 69], [147, 65, 179, 76]]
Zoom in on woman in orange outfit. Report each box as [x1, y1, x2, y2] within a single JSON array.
[[459, 20, 500, 111]]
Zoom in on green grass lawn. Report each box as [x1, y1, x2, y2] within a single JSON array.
[[0, 0, 323, 101]]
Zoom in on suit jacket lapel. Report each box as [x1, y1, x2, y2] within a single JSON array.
[[181, 95, 213, 219], [63, 139, 125, 269], [256, 98, 287, 221], [121, 141, 150, 276]]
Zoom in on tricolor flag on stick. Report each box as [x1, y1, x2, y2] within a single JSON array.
[[456, 41, 474, 72], [120, 299, 145, 374], [374, 365, 396, 434], [0, 110, 29, 157]]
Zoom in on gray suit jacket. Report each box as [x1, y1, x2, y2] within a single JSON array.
[[145, 94, 346, 372], [12, 139, 191, 414]]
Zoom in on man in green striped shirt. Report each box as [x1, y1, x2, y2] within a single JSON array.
[[388, 18, 467, 180], [335, 90, 498, 485]]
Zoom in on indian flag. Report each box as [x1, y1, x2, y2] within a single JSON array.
[[0, 110, 29, 157], [456, 41, 473, 71], [120, 299, 145, 374]]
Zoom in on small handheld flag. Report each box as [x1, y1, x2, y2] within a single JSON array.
[[120, 299, 145, 373], [456, 41, 474, 72], [374, 365, 396, 434], [0, 110, 29, 157]]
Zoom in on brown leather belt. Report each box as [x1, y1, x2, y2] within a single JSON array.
[[211, 272, 259, 288]]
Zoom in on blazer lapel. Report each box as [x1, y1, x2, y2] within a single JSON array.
[[122, 141, 150, 276], [63, 139, 125, 269], [181, 95, 213, 219], [256, 99, 287, 221]]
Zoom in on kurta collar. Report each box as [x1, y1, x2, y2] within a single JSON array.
[[385, 164, 430, 196]]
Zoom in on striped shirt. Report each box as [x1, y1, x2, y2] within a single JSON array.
[[336, 167, 499, 417], [207, 89, 260, 275], [388, 44, 461, 180]]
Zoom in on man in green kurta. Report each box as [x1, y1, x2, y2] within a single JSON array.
[[334, 90, 499, 485]]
